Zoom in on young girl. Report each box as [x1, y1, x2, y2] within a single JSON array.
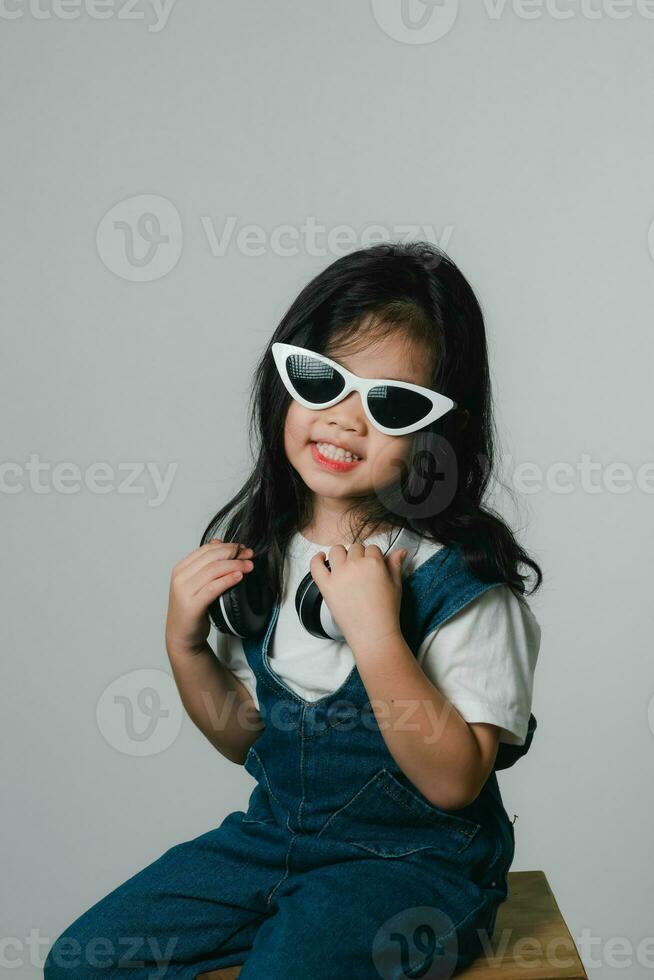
[[45, 242, 542, 980]]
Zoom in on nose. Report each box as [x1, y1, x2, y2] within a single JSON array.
[[323, 391, 367, 433]]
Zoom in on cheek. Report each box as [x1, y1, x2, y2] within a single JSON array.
[[284, 404, 312, 451], [367, 435, 413, 479]]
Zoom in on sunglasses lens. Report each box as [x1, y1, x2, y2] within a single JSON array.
[[367, 385, 433, 430], [285, 352, 345, 404]]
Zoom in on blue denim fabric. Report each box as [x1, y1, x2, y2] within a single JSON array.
[[44, 544, 535, 979]]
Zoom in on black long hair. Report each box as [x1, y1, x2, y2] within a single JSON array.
[[201, 242, 543, 604]]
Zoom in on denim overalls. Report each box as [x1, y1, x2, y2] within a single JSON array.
[[44, 544, 536, 980]]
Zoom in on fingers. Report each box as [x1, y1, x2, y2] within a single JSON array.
[[325, 543, 348, 570], [186, 554, 255, 598], [311, 542, 384, 577], [334, 542, 385, 560], [195, 566, 251, 607], [388, 548, 408, 583], [180, 546, 253, 586], [309, 550, 329, 586], [173, 540, 253, 580]]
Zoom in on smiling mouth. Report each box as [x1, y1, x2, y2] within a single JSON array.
[[311, 440, 362, 459], [311, 439, 362, 459], [310, 442, 363, 470]]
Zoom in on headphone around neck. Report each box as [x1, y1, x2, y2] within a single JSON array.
[[209, 526, 422, 641]]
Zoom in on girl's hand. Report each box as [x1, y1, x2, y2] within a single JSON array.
[[165, 538, 254, 656], [309, 543, 408, 651]]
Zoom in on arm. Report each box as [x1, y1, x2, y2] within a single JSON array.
[[167, 640, 264, 765], [352, 629, 499, 810], [164, 537, 263, 765]]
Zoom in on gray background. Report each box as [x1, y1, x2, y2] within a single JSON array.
[[2, 1, 653, 976]]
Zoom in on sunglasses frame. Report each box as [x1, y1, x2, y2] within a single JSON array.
[[271, 342, 457, 437]]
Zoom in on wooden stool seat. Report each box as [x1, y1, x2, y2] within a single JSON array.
[[197, 870, 586, 980]]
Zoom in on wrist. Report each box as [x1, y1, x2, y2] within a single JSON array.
[[166, 637, 213, 661], [345, 622, 404, 658]]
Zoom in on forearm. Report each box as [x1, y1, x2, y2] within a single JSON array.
[[167, 642, 263, 765], [351, 630, 482, 810]]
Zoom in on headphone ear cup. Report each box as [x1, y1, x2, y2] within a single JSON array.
[[208, 560, 275, 639], [294, 530, 422, 642], [208, 592, 231, 634], [295, 562, 344, 641]]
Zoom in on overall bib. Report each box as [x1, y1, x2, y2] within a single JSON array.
[[44, 544, 536, 980]]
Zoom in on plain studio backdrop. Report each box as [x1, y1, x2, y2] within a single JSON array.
[[1, 2, 652, 977]]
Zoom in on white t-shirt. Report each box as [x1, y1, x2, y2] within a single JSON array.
[[213, 529, 541, 746]]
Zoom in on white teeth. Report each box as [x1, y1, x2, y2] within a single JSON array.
[[315, 442, 361, 463]]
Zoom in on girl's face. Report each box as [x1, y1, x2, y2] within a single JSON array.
[[283, 331, 434, 527]]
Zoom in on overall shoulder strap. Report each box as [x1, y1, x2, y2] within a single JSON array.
[[403, 542, 505, 643], [401, 542, 537, 772]]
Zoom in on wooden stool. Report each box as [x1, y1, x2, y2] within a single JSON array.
[[197, 870, 587, 980]]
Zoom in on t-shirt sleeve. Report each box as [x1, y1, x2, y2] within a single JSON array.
[[416, 584, 541, 746], [213, 630, 260, 711]]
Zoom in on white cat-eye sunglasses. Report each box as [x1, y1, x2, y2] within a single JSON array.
[[272, 342, 457, 437]]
